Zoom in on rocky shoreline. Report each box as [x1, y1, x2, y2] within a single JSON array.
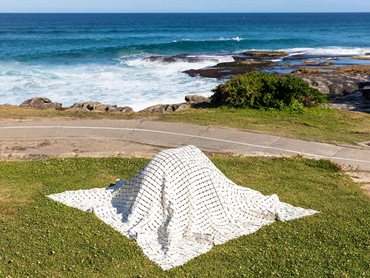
[[161, 51, 370, 112], [9, 94, 212, 114], [3, 51, 370, 113]]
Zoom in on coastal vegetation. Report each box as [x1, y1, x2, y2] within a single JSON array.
[[210, 72, 327, 111], [1, 156, 368, 277]]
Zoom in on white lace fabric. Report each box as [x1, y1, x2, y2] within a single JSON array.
[[48, 145, 317, 270]]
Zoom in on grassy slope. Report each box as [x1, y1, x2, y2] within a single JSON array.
[[159, 107, 370, 145], [0, 157, 369, 277], [1, 106, 369, 145]]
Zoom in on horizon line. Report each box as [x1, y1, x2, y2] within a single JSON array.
[[1, 11, 370, 14]]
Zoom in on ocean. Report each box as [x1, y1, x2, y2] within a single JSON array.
[[1, 13, 370, 110]]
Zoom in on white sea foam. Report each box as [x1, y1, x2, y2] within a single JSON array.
[[173, 37, 244, 43], [281, 47, 370, 56], [0, 55, 233, 111], [218, 36, 244, 42]]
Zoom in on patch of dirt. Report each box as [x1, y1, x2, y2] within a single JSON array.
[[347, 171, 370, 197], [361, 184, 370, 197]]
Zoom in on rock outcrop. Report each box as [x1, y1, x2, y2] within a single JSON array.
[[20, 97, 62, 110], [18, 98, 133, 113], [140, 95, 210, 113], [243, 50, 289, 58], [145, 54, 217, 64], [185, 95, 210, 103], [67, 102, 133, 113], [360, 82, 370, 100], [140, 103, 191, 113], [335, 65, 370, 75], [184, 58, 274, 79], [291, 70, 365, 96], [328, 91, 370, 113]]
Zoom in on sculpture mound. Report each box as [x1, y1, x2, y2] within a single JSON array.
[[49, 145, 317, 270]]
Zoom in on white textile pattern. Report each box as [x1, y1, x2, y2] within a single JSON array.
[[48, 145, 317, 270]]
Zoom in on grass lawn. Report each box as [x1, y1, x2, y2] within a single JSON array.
[[159, 107, 370, 145], [1, 105, 369, 145], [0, 156, 369, 277]]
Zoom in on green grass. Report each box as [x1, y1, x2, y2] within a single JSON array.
[[159, 107, 370, 145], [0, 157, 369, 277], [1, 105, 369, 145]]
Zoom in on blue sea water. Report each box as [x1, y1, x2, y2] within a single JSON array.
[[1, 13, 370, 110]]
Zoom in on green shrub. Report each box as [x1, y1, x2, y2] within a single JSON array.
[[211, 72, 327, 110]]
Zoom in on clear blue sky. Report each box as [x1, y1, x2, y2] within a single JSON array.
[[1, 0, 370, 13]]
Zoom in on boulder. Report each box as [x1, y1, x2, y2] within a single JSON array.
[[20, 97, 62, 110], [165, 104, 179, 112], [140, 104, 169, 113], [185, 95, 210, 103], [83, 102, 106, 111], [175, 103, 191, 111], [140, 103, 191, 113], [68, 102, 133, 113], [115, 106, 134, 113]]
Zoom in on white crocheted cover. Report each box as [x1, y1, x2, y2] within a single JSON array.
[[48, 145, 317, 270]]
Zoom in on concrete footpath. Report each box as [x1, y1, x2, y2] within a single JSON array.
[[0, 118, 369, 172]]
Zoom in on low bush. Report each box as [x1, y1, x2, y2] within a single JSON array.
[[211, 72, 327, 110]]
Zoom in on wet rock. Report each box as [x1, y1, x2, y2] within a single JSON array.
[[243, 50, 289, 58], [359, 81, 370, 89], [145, 54, 217, 64], [351, 55, 370, 61], [20, 97, 62, 110], [184, 58, 274, 79], [362, 86, 370, 100], [334, 65, 370, 75], [303, 59, 333, 66]]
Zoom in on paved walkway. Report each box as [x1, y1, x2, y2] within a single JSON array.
[[0, 118, 369, 171]]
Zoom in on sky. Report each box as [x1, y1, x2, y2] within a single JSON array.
[[0, 0, 370, 13]]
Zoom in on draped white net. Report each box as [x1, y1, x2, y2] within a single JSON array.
[[48, 145, 317, 270]]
